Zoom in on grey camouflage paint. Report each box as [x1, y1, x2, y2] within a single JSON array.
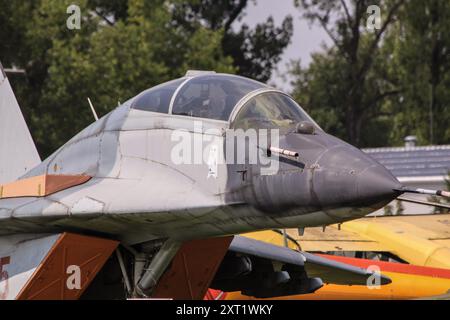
[[0, 74, 402, 245]]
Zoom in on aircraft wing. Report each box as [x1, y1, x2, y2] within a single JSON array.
[[210, 236, 390, 298], [0, 232, 390, 300]]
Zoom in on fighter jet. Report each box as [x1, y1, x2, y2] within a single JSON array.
[[0, 65, 447, 300]]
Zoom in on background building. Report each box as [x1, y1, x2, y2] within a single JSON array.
[[365, 137, 450, 215]]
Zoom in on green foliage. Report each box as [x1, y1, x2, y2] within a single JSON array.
[[39, 0, 237, 155], [4, 0, 449, 159], [1, 0, 292, 157], [384, 204, 394, 216], [223, 16, 293, 82], [290, 0, 450, 147], [87, 0, 129, 22], [171, 0, 294, 82], [291, 0, 404, 147], [383, 200, 404, 216], [395, 199, 404, 215], [0, 1, 37, 67], [428, 172, 450, 214], [384, 0, 450, 145]]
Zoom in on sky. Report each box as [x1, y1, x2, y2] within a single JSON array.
[[238, 0, 332, 91]]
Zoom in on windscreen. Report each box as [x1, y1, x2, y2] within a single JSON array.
[[232, 92, 319, 131], [172, 75, 265, 121]]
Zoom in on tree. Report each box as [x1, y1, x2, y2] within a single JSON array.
[[223, 16, 293, 82], [1, 0, 235, 156], [1, 0, 295, 157], [83, 0, 295, 82], [171, 0, 294, 82], [384, 0, 450, 145], [87, 0, 129, 23], [0, 1, 37, 68], [291, 0, 405, 146]]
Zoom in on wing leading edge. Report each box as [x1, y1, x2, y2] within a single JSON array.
[[210, 236, 391, 298]]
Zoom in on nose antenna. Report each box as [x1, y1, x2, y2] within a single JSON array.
[[395, 186, 450, 210], [397, 196, 450, 210], [394, 186, 450, 198]]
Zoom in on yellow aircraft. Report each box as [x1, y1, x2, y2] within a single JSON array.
[[207, 214, 450, 300]]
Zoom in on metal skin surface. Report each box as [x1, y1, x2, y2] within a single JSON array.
[[0, 62, 40, 184], [0, 74, 402, 246]]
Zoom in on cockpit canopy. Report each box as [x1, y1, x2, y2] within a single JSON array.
[[132, 78, 185, 114], [171, 75, 263, 121], [131, 72, 319, 131], [232, 92, 317, 131]]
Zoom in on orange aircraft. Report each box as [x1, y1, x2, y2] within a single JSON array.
[[211, 256, 450, 300], [206, 215, 450, 300]]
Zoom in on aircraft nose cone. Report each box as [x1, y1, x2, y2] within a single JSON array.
[[356, 164, 402, 205], [311, 142, 401, 209]]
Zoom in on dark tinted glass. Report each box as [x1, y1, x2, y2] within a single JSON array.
[[172, 75, 264, 121], [132, 79, 185, 113]]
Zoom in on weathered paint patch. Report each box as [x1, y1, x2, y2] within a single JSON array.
[[71, 197, 104, 215]]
